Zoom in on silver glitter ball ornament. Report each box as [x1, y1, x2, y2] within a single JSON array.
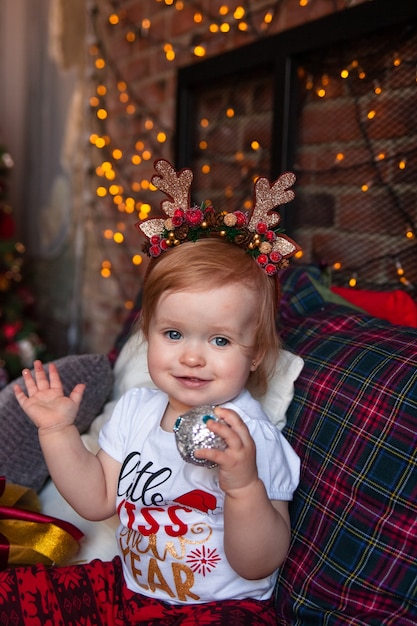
[[173, 405, 227, 468]]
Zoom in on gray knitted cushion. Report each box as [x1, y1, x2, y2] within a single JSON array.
[[0, 354, 113, 492]]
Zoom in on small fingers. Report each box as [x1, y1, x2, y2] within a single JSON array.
[[69, 383, 86, 408], [205, 419, 238, 450], [45, 362, 64, 391], [23, 361, 65, 393], [213, 406, 245, 428], [13, 383, 28, 406], [211, 407, 253, 447], [193, 445, 225, 465], [21, 362, 45, 394], [32, 360, 52, 390]]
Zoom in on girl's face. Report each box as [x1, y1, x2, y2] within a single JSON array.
[[147, 283, 261, 422]]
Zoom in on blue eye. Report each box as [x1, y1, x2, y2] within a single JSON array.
[[211, 337, 229, 347], [166, 330, 182, 340]]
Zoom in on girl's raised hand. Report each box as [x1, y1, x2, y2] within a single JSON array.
[[13, 360, 85, 432]]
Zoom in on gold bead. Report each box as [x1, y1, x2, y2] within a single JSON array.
[[219, 230, 226, 237], [201, 221, 208, 228], [168, 231, 175, 239]]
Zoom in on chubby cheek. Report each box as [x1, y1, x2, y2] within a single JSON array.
[[218, 352, 253, 383], [146, 338, 164, 380]]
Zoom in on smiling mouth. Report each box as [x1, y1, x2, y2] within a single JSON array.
[[176, 376, 210, 387]]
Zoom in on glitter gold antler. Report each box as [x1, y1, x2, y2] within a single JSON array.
[[249, 172, 300, 260], [139, 160, 194, 239], [249, 172, 296, 230], [152, 159, 193, 215], [137, 159, 301, 275]]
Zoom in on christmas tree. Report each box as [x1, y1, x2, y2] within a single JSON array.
[[0, 145, 47, 388]]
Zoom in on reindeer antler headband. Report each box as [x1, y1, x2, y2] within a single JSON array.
[[137, 159, 301, 276]]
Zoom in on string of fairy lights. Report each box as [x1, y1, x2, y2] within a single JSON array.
[[86, 0, 306, 307], [294, 23, 417, 291], [86, 0, 416, 307]]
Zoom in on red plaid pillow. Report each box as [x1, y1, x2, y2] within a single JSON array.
[[275, 268, 417, 625]]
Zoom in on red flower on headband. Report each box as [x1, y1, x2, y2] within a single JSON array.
[[257, 254, 268, 267], [256, 222, 268, 235], [269, 250, 283, 263], [234, 211, 248, 227], [172, 209, 185, 227], [186, 207, 204, 226], [149, 244, 162, 257], [265, 263, 277, 276]]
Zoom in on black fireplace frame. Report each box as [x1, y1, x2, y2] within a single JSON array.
[[175, 0, 417, 231]]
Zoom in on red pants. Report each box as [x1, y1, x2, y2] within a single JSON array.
[[0, 556, 277, 625]]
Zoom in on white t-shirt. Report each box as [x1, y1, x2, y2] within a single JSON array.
[[98, 387, 300, 604]]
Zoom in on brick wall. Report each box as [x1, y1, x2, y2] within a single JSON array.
[[42, 0, 383, 356], [292, 22, 417, 289]]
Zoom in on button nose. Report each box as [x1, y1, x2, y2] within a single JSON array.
[[180, 343, 205, 367]]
